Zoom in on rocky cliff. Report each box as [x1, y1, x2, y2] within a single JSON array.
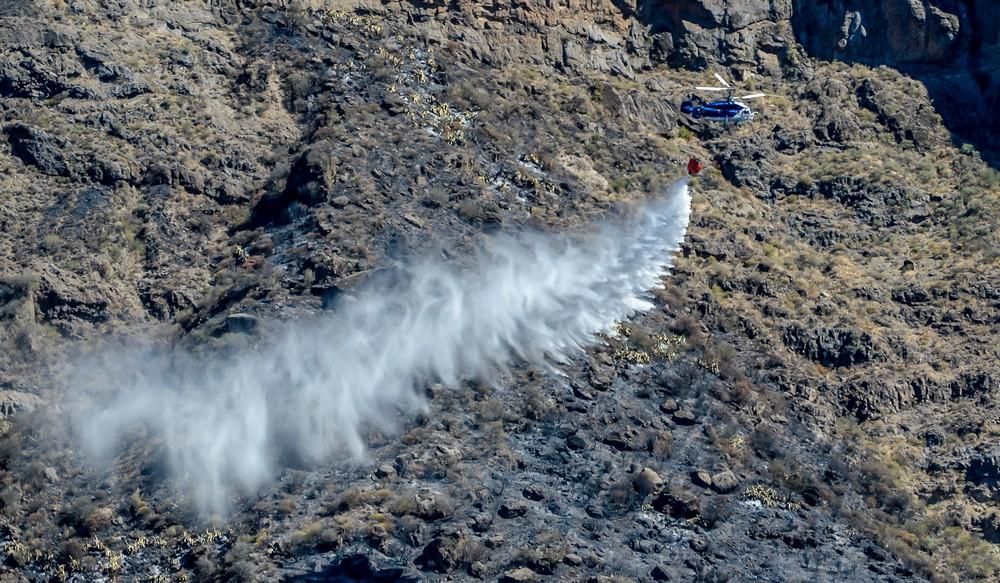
[[0, 0, 999, 582], [791, 0, 1000, 164]]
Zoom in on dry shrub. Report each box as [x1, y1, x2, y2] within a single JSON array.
[[722, 378, 753, 406], [670, 314, 704, 345], [289, 520, 343, 554], [328, 487, 391, 513], [84, 506, 114, 535], [750, 424, 786, 460], [457, 198, 483, 221], [389, 490, 454, 521]]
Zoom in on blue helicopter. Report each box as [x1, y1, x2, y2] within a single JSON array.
[[680, 73, 766, 126]]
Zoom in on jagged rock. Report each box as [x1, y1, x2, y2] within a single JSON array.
[[651, 487, 701, 519], [375, 464, 397, 479], [951, 373, 998, 399], [572, 384, 594, 401], [603, 426, 645, 451], [771, 124, 813, 153], [782, 529, 820, 549], [691, 470, 713, 489], [468, 513, 492, 533], [393, 489, 453, 522], [0, 390, 44, 417], [892, 285, 931, 305], [585, 502, 605, 519], [685, 229, 751, 262], [565, 434, 587, 450], [3, 123, 135, 184], [338, 555, 374, 579], [795, 1, 964, 63], [521, 485, 545, 501], [224, 313, 259, 335], [855, 77, 940, 148], [976, 513, 1000, 544], [802, 77, 868, 143], [784, 212, 868, 249], [961, 447, 1000, 502], [35, 271, 110, 328], [810, 175, 919, 226], [723, 276, 776, 298], [792, 0, 1000, 158], [783, 325, 880, 368], [498, 500, 528, 519], [588, 368, 613, 390], [710, 132, 774, 190], [923, 430, 945, 448], [3, 123, 72, 177], [840, 372, 997, 420], [415, 530, 467, 573], [630, 538, 662, 554], [284, 554, 417, 582], [0, 45, 92, 99], [650, 565, 675, 581], [672, 408, 698, 425]]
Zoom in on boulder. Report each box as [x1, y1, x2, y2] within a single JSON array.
[[603, 426, 646, 451], [498, 500, 528, 519], [415, 530, 467, 573], [634, 467, 664, 496], [691, 470, 713, 488], [651, 487, 701, 519], [500, 567, 538, 583], [710, 470, 740, 493]]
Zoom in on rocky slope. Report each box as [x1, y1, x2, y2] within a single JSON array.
[[0, 0, 999, 582]]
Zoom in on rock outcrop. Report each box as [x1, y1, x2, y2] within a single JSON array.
[[791, 0, 1000, 162], [782, 325, 881, 368]]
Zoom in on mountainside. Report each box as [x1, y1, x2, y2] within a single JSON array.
[[1, 1, 999, 582]]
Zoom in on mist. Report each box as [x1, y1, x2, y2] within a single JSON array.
[[70, 178, 692, 515]]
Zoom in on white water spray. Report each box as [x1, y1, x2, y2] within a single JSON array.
[[71, 179, 692, 514]]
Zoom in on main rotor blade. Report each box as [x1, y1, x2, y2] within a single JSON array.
[[713, 73, 731, 87], [695, 86, 727, 92], [740, 93, 767, 100]]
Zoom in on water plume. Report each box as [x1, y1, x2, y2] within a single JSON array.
[[71, 178, 692, 514]]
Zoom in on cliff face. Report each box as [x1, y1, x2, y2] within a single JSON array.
[[376, 0, 999, 163], [790, 0, 999, 162], [791, 0, 967, 64], [383, 0, 798, 74]]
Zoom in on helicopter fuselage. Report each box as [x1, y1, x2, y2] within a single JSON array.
[[680, 98, 755, 124]]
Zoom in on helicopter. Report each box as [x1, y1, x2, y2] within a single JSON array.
[[680, 73, 766, 126]]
